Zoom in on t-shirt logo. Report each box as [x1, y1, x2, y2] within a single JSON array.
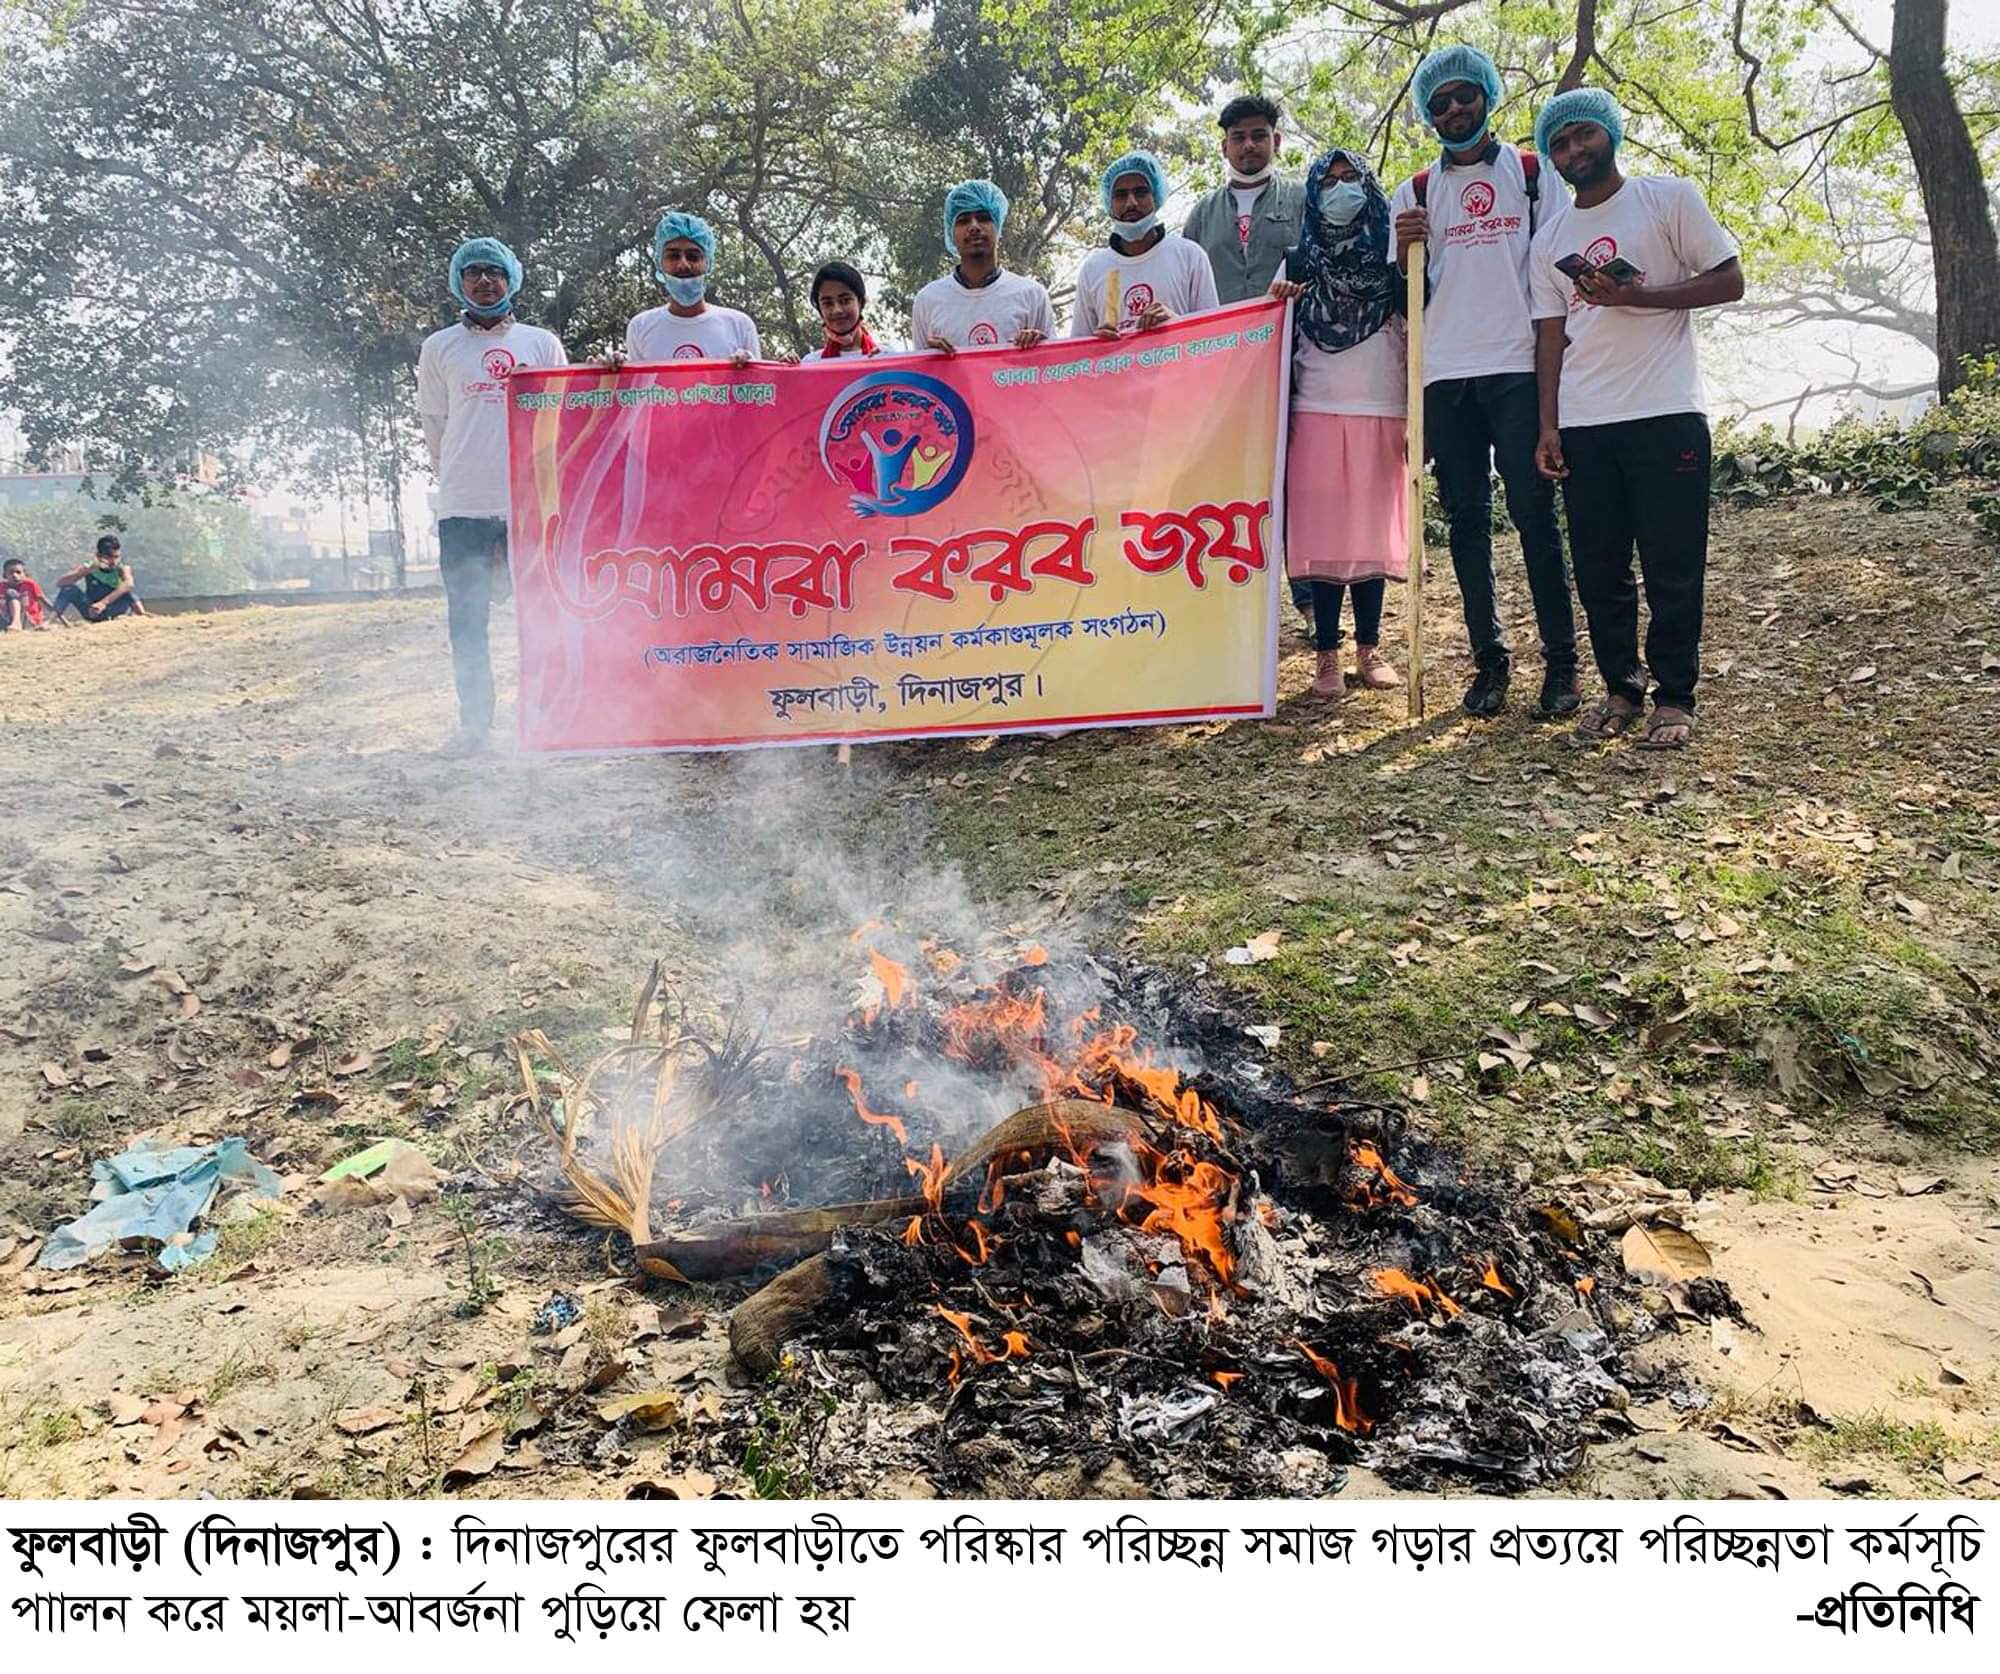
[[1236, 214, 1252, 248], [1584, 235, 1619, 267], [1460, 182, 1495, 217], [1124, 283, 1155, 320], [672, 343, 704, 360], [481, 347, 517, 381], [968, 322, 1000, 347]]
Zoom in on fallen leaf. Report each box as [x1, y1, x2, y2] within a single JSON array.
[[1897, 1174, 1945, 1197], [40, 1062, 72, 1088], [333, 1404, 401, 1436], [438, 1371, 482, 1414], [1892, 893, 1934, 925], [444, 1425, 505, 1484], [119, 957, 155, 977], [1944, 1461, 1985, 1487], [1534, 1205, 1582, 1245], [1939, 1362, 1969, 1386], [333, 1052, 375, 1077], [1641, 1020, 1690, 1054], [1408, 1075, 1430, 1103], [1574, 1003, 1615, 1030], [1620, 1222, 1713, 1284], [107, 1394, 147, 1426], [1243, 1024, 1281, 1049], [596, 1390, 684, 1431], [268, 1042, 295, 1071], [1847, 665, 1877, 684], [626, 1470, 717, 1500]]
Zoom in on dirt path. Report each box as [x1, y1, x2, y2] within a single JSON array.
[[1, 496, 1996, 1501]]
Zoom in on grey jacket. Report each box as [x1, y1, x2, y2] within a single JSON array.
[[1182, 179, 1308, 304]]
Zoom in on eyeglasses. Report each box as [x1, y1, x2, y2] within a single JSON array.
[[1427, 85, 1483, 117], [461, 264, 508, 281]]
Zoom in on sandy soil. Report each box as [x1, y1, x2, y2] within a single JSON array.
[[0, 510, 1995, 1502]]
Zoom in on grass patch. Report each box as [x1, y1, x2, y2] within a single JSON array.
[[1804, 1411, 1961, 1473]]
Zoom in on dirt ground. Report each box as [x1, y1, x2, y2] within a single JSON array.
[[1, 490, 1996, 1502]]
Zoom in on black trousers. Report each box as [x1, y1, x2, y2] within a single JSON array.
[[1427, 372, 1575, 666], [1558, 412, 1712, 712], [437, 516, 508, 732], [1309, 578, 1385, 651]]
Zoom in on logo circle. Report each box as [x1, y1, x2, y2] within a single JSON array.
[[1460, 182, 1495, 217], [968, 322, 1000, 347], [482, 347, 517, 380], [671, 343, 705, 360], [1584, 235, 1618, 267], [818, 370, 975, 519], [1124, 283, 1155, 319]]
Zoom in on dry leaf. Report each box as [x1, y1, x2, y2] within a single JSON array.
[[333, 1404, 401, 1436], [268, 1042, 295, 1071], [444, 1425, 505, 1484], [1891, 893, 1934, 925], [107, 1393, 147, 1426], [1574, 1003, 1615, 1029], [1620, 1222, 1713, 1284], [595, 1390, 683, 1430], [333, 1052, 375, 1077], [626, 1470, 717, 1500], [1847, 665, 1877, 684], [1897, 1174, 1944, 1197], [40, 1062, 72, 1088], [1408, 1075, 1430, 1103], [119, 957, 155, 977], [438, 1371, 481, 1414], [1641, 1020, 1690, 1054]]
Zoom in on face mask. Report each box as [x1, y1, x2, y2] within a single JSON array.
[[1321, 181, 1367, 226], [1230, 161, 1274, 187], [1115, 210, 1161, 241], [661, 273, 707, 306]]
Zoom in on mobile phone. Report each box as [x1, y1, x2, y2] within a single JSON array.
[[1596, 256, 1642, 283], [1555, 253, 1595, 280]]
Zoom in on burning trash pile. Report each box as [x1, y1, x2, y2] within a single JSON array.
[[511, 931, 1713, 1495]]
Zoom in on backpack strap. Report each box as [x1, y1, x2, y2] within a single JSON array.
[[1519, 148, 1541, 232], [1412, 167, 1430, 209]]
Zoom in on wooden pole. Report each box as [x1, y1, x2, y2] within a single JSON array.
[[1404, 239, 1426, 722]]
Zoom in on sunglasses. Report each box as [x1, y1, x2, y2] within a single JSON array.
[[461, 265, 508, 280], [1427, 85, 1484, 117]]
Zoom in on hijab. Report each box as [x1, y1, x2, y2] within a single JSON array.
[[1291, 147, 1397, 355]]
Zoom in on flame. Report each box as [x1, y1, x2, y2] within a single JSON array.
[[1021, 944, 1049, 966], [870, 947, 910, 1009], [1348, 1140, 1419, 1208], [940, 985, 1050, 1066], [1474, 1256, 1517, 1299], [1001, 1330, 1030, 1358], [934, 1305, 1015, 1384], [1292, 1340, 1373, 1434], [1111, 1140, 1236, 1286], [905, 1142, 949, 1213], [1374, 1268, 1463, 1319], [1574, 1275, 1595, 1295], [1212, 1370, 1243, 1391], [834, 1065, 908, 1146], [1255, 1199, 1281, 1230], [977, 1153, 1012, 1216], [955, 1219, 993, 1265], [902, 1216, 923, 1246]]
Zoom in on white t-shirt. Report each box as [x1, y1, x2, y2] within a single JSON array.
[[623, 303, 762, 364], [415, 319, 567, 519], [1291, 318, 1407, 418], [1389, 146, 1544, 384], [1069, 234, 1220, 337], [910, 269, 1057, 350], [1230, 185, 1262, 249], [1528, 174, 1739, 428]]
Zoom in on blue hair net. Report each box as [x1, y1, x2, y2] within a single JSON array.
[[1535, 87, 1625, 159], [448, 237, 522, 317], [942, 180, 1009, 258], [1099, 151, 1168, 219], [652, 211, 716, 278], [1412, 45, 1504, 141]]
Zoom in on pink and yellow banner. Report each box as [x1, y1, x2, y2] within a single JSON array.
[[504, 297, 1289, 752]]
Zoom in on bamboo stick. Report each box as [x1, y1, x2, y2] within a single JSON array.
[[1405, 239, 1426, 722]]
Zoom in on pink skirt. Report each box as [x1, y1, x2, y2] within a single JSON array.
[[1284, 412, 1410, 584]]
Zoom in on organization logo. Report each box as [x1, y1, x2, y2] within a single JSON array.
[[1124, 283, 1156, 320], [1459, 181, 1495, 217], [968, 322, 1000, 347], [481, 346, 518, 381], [1584, 235, 1618, 267], [819, 370, 974, 519], [672, 343, 705, 360]]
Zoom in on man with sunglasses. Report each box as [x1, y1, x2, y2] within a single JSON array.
[[416, 237, 567, 757], [1391, 46, 1580, 721]]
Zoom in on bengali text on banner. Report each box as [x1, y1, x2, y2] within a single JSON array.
[[503, 298, 1290, 752]]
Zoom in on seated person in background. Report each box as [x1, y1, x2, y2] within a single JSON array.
[[1, 559, 51, 631], [52, 536, 144, 622]]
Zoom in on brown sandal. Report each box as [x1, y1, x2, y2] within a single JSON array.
[[1574, 694, 1642, 741], [1638, 705, 1695, 750]]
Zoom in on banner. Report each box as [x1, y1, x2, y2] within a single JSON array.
[[504, 298, 1290, 752]]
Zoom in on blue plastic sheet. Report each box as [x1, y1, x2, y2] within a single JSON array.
[[38, 1138, 282, 1272]]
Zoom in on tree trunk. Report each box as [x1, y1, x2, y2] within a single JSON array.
[[1891, 0, 2000, 394]]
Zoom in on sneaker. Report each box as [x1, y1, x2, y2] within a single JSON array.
[[1538, 662, 1582, 719], [1310, 649, 1346, 700], [1462, 652, 1511, 718], [438, 727, 491, 759]]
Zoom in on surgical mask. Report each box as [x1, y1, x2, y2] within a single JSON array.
[[462, 296, 512, 322], [1230, 161, 1274, 187], [661, 274, 707, 306], [1321, 182, 1366, 226], [1115, 210, 1161, 240]]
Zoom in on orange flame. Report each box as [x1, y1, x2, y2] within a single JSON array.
[[834, 1065, 908, 1145], [905, 1142, 949, 1213], [1212, 1370, 1243, 1391], [1374, 1268, 1463, 1319], [1349, 1140, 1419, 1208], [955, 1219, 993, 1266], [869, 947, 910, 1009], [902, 1216, 923, 1246], [1474, 1256, 1517, 1299], [1022, 944, 1049, 966], [1001, 1330, 1030, 1358], [1114, 1141, 1236, 1287], [1292, 1340, 1373, 1434], [935, 1305, 1013, 1385]]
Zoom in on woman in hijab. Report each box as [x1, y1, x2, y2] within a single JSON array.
[[1270, 147, 1408, 702]]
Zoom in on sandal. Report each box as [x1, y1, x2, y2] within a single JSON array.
[[1573, 694, 1642, 741], [1638, 704, 1695, 750]]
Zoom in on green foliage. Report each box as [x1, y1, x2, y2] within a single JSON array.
[[441, 1194, 506, 1318], [739, 1360, 836, 1499], [0, 492, 256, 595]]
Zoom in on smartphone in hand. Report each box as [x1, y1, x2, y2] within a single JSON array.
[[1554, 253, 1595, 281], [1595, 256, 1642, 284]]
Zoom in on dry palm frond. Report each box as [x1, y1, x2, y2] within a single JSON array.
[[513, 966, 727, 1284]]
